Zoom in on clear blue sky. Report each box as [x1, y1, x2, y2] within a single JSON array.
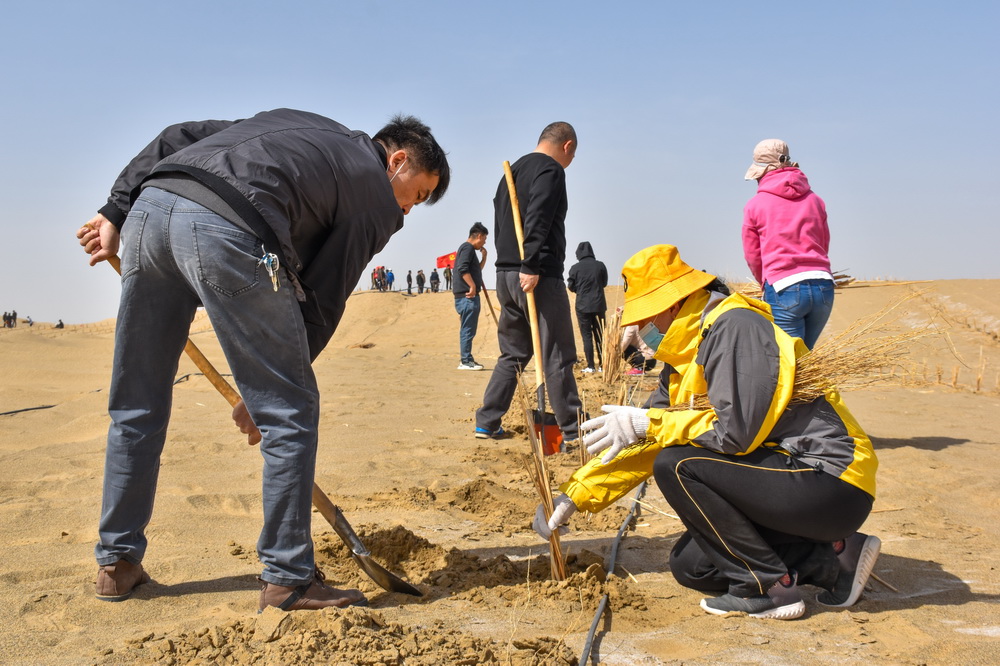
[[1, 1, 996, 323]]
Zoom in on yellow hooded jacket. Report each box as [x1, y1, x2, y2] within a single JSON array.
[[561, 291, 877, 513]]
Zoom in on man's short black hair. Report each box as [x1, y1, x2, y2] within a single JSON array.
[[373, 114, 450, 204], [538, 121, 576, 147], [469, 222, 489, 238]]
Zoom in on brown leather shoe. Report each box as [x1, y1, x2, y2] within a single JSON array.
[[258, 569, 368, 612], [95, 560, 151, 602]]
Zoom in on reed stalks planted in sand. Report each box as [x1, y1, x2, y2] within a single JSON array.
[[514, 375, 567, 581], [600, 308, 625, 385]]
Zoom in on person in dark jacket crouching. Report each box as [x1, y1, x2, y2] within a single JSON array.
[[567, 241, 608, 373], [77, 108, 449, 612]]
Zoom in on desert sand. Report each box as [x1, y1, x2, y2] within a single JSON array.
[[1, 279, 999, 665]]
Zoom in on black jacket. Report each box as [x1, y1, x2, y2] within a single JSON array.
[[492, 152, 568, 278], [567, 242, 608, 313], [98, 108, 403, 360]]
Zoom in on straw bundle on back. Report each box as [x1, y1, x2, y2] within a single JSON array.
[[662, 292, 935, 412]]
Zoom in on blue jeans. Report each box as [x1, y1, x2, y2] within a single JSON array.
[[95, 188, 320, 586], [763, 279, 834, 349], [454, 293, 481, 364]]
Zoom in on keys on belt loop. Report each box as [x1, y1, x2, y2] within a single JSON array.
[[259, 248, 281, 292]]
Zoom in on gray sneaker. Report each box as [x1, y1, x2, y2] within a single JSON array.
[[700, 572, 805, 620], [817, 532, 881, 607]]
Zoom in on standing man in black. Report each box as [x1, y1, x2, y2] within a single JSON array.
[[475, 122, 582, 441], [567, 241, 608, 373]]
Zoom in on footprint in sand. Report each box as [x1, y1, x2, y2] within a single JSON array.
[[185, 494, 259, 516]]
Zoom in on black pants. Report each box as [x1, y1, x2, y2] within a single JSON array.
[[476, 273, 582, 436], [576, 310, 605, 369], [653, 445, 873, 597]]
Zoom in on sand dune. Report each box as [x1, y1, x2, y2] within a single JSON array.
[[1, 280, 998, 664]]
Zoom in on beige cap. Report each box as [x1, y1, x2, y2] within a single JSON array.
[[744, 138, 799, 181]]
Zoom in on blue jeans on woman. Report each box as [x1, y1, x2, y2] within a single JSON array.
[[763, 279, 834, 349], [454, 293, 481, 364], [95, 187, 320, 587]]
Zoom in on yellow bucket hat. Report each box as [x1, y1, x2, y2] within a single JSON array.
[[620, 245, 716, 327]]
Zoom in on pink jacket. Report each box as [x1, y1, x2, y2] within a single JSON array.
[[742, 167, 830, 286]]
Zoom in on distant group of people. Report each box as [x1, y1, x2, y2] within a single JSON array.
[[368, 265, 458, 295], [3, 312, 58, 328], [370, 266, 395, 292], [400, 267, 447, 295], [74, 103, 873, 627]]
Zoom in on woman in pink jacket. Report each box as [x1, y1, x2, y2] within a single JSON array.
[[742, 139, 834, 349]]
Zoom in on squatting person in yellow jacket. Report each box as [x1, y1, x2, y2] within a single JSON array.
[[532, 244, 881, 620]]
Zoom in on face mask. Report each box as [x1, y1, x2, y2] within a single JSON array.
[[389, 157, 407, 183], [638, 321, 664, 351]]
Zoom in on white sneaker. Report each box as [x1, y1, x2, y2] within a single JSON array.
[[581, 367, 595, 374], [457, 362, 484, 371]]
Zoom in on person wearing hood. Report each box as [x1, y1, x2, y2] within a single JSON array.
[[742, 139, 834, 349], [567, 241, 608, 373], [533, 245, 880, 621]]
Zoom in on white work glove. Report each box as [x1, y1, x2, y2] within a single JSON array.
[[532, 493, 577, 540], [582, 405, 650, 464]]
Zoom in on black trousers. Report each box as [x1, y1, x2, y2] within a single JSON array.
[[575, 309, 605, 369], [652, 445, 873, 597], [476, 273, 582, 436]]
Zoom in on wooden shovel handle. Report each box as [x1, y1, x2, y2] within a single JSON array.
[[503, 161, 545, 389]]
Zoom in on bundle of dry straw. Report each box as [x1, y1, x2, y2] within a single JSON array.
[[599, 307, 625, 385], [733, 271, 853, 301], [514, 375, 568, 580], [663, 292, 935, 412]]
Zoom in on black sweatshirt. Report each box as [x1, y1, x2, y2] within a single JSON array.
[[453, 241, 483, 295], [492, 152, 568, 279]]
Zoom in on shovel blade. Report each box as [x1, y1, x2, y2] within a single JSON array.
[[312, 483, 423, 596], [532, 410, 563, 455], [351, 553, 423, 597]]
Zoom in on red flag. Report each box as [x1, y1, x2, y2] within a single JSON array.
[[436, 252, 457, 269]]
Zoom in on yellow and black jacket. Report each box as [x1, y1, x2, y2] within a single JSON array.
[[561, 291, 877, 513]]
